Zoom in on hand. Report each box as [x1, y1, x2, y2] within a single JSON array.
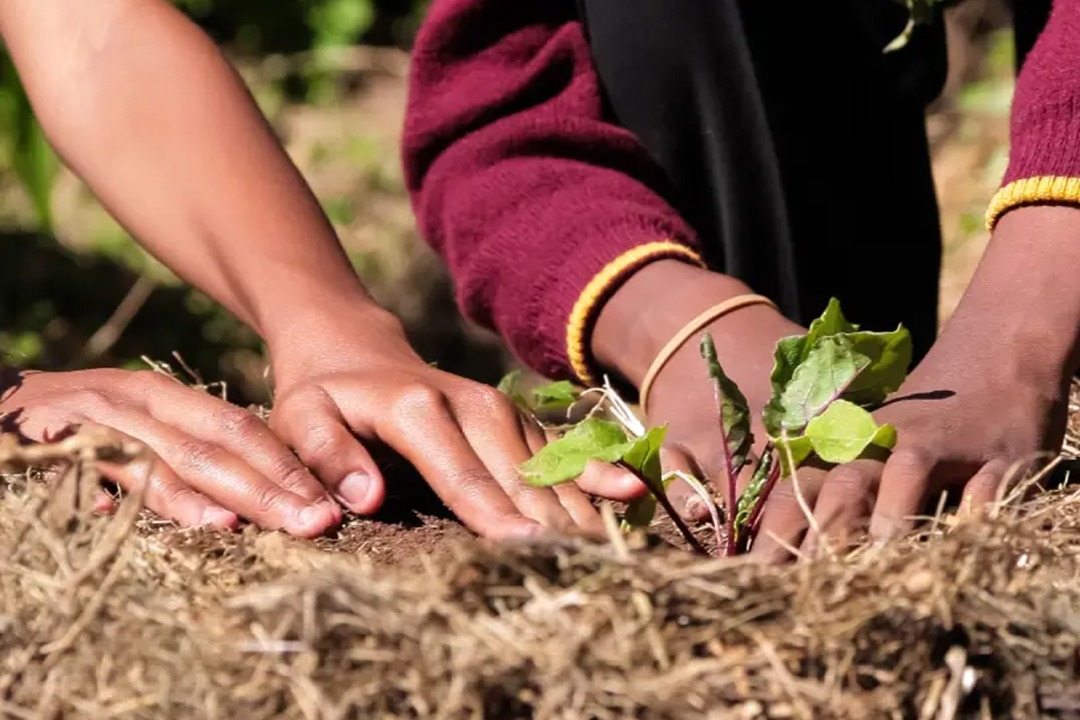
[[266, 307, 647, 541], [592, 260, 804, 518], [0, 367, 342, 536], [749, 206, 1080, 561]]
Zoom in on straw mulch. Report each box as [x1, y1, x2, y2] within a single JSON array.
[[1, 384, 1079, 720]]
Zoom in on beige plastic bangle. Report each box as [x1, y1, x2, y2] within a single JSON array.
[[638, 294, 778, 415]]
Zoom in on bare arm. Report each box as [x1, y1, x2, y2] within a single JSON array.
[[0, 0, 389, 345]]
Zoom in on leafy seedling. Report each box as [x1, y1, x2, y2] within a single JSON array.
[[722, 297, 911, 554], [498, 370, 582, 417], [509, 297, 912, 558]]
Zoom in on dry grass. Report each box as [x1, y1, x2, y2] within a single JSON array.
[[0, 386, 1078, 719]]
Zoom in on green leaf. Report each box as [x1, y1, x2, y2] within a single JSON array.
[[764, 336, 870, 436], [520, 419, 632, 487], [496, 370, 528, 411], [531, 380, 579, 411], [700, 333, 753, 476], [774, 435, 814, 476], [843, 326, 913, 405], [1, 53, 58, 231], [621, 459, 674, 530], [621, 426, 668, 486], [804, 400, 897, 464], [622, 493, 658, 528], [769, 298, 857, 392]]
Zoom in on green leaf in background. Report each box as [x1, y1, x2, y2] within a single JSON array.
[[700, 333, 753, 476], [520, 418, 632, 487], [531, 380, 579, 411], [0, 52, 59, 232], [885, 0, 947, 53], [763, 336, 870, 437], [803, 400, 897, 464]]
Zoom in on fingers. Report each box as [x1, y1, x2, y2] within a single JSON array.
[[868, 448, 935, 541], [799, 459, 879, 556], [661, 445, 711, 521], [138, 373, 332, 507], [453, 391, 582, 534], [747, 465, 827, 563], [271, 387, 386, 515], [97, 455, 238, 530], [85, 422, 237, 528], [960, 458, 1010, 515], [575, 459, 650, 501], [343, 382, 542, 539], [89, 402, 339, 537]]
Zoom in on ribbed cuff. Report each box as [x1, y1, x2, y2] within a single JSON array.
[[988, 94, 1080, 230], [563, 241, 704, 386], [986, 176, 1080, 231]]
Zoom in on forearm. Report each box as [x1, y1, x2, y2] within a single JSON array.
[[948, 207, 1080, 389], [0, 0, 380, 344]]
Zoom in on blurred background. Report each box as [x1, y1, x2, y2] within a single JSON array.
[[0, 0, 1020, 407]]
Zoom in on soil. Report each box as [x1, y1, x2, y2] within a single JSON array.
[[2, 397, 1079, 719]]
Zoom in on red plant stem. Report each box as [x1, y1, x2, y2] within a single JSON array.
[[724, 473, 737, 557], [617, 461, 708, 556], [747, 458, 782, 538]]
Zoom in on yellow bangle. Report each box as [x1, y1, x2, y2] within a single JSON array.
[[638, 294, 778, 415]]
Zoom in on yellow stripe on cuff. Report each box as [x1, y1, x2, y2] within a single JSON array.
[[566, 241, 704, 386], [986, 176, 1080, 231]]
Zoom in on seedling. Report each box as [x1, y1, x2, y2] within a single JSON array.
[[504, 298, 913, 556]]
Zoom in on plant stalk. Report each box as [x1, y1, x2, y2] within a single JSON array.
[[724, 472, 737, 557], [618, 461, 708, 555]]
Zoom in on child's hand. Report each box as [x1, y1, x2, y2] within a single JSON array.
[[0, 367, 342, 536], [266, 309, 646, 541]]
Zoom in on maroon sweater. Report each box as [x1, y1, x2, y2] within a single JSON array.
[[403, 0, 1080, 385]]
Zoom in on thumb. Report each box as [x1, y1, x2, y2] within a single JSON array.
[[271, 388, 386, 515]]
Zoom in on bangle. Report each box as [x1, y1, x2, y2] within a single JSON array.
[[638, 294, 777, 415]]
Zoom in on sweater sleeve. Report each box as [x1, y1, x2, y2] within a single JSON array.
[[987, 0, 1080, 229], [401, 0, 703, 385]]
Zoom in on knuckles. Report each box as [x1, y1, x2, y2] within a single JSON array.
[[389, 383, 449, 420]]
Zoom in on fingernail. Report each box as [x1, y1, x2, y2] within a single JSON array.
[[338, 472, 375, 509], [501, 521, 546, 541], [200, 507, 237, 529], [295, 504, 335, 535]]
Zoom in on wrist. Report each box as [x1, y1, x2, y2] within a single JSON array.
[[946, 206, 1080, 393], [265, 295, 412, 383], [591, 260, 800, 388]]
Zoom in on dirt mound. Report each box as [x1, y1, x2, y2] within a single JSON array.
[[1, 385, 1079, 719]]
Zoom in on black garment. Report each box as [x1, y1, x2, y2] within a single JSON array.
[[1014, 0, 1052, 70], [575, 0, 947, 360]]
